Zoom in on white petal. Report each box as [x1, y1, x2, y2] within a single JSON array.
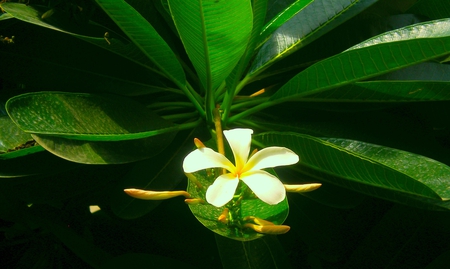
[[182, 147, 234, 173], [223, 129, 253, 171], [206, 173, 239, 207], [244, 147, 299, 172], [241, 170, 286, 205]]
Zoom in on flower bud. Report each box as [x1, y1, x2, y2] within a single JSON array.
[[284, 183, 322, 193], [184, 198, 205, 205], [194, 138, 205, 149], [243, 216, 274, 226], [124, 189, 190, 200], [243, 223, 290, 235], [217, 208, 229, 224]]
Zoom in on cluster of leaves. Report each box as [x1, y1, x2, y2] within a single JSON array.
[[1, 0, 450, 268]]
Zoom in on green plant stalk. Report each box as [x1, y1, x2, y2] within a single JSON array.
[[227, 99, 277, 124]]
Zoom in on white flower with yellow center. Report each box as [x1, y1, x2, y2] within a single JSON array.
[[183, 128, 299, 207]]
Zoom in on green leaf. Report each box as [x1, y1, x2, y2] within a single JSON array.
[[0, 116, 44, 159], [215, 235, 291, 269], [250, 0, 378, 76], [6, 92, 176, 141], [94, 0, 186, 86], [303, 81, 450, 102], [186, 170, 289, 241], [168, 0, 253, 91], [258, 0, 313, 47], [270, 19, 450, 103], [5, 92, 178, 164], [110, 129, 196, 219], [253, 132, 450, 209]]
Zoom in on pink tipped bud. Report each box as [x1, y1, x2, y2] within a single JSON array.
[[124, 189, 190, 200], [243, 223, 291, 235], [284, 183, 322, 193], [194, 138, 205, 149]]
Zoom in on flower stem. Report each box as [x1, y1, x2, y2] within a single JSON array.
[[213, 106, 225, 156]]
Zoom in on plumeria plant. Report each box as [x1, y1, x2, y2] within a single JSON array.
[[2, 0, 450, 268]]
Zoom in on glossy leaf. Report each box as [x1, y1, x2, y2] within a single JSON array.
[[0, 116, 44, 159], [6, 92, 176, 141], [250, 0, 378, 76], [253, 132, 450, 209], [94, 0, 186, 86], [259, 0, 313, 46], [270, 19, 450, 103], [168, 0, 252, 91], [186, 169, 289, 241]]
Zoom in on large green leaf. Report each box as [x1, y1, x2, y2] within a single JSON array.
[[303, 81, 450, 101], [258, 0, 313, 47], [270, 19, 450, 103], [6, 92, 177, 141], [253, 132, 450, 209], [5, 92, 178, 164], [94, 0, 186, 86], [250, 0, 379, 76], [168, 0, 253, 92]]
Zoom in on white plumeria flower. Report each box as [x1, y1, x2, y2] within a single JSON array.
[[183, 128, 299, 207]]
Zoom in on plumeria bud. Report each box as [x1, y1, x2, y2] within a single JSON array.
[[284, 183, 322, 193], [243, 216, 275, 226], [217, 208, 229, 224], [184, 198, 205, 205], [194, 138, 206, 149], [243, 223, 290, 235], [124, 188, 190, 200]]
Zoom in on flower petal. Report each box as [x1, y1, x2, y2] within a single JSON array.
[[241, 170, 286, 205], [206, 173, 239, 207], [223, 129, 253, 171], [244, 147, 299, 172], [183, 147, 234, 173]]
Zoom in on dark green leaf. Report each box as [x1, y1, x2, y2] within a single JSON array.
[[270, 19, 450, 103]]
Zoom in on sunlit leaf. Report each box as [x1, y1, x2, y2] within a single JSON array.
[[168, 0, 252, 91], [270, 19, 450, 103], [250, 0, 379, 76], [253, 132, 450, 209]]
